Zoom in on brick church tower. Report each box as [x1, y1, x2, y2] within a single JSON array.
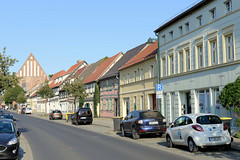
[[17, 53, 47, 93]]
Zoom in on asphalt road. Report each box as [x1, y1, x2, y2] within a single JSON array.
[[11, 112, 190, 160]]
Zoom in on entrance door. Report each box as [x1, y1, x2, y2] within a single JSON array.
[[152, 94, 156, 110], [186, 93, 191, 114]]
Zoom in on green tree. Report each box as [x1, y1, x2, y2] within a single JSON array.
[[63, 77, 87, 111], [218, 76, 240, 117], [3, 85, 26, 104], [0, 47, 19, 95], [93, 82, 100, 118], [218, 76, 240, 127], [37, 80, 54, 113]]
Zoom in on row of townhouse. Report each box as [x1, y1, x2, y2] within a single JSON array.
[[27, 0, 239, 129]]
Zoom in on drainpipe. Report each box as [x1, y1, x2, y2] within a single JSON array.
[[155, 32, 162, 114]]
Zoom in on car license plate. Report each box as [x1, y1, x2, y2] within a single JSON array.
[[81, 117, 86, 119], [209, 137, 221, 141], [149, 121, 158, 125]]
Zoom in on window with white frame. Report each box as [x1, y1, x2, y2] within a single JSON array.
[[198, 45, 203, 68], [169, 54, 174, 74], [197, 15, 202, 27], [210, 40, 218, 65], [162, 57, 166, 76], [134, 71, 137, 82], [186, 49, 191, 71], [106, 99, 108, 110], [150, 65, 154, 78], [140, 95, 144, 110], [140, 69, 144, 80], [179, 26, 183, 36], [210, 8, 216, 20], [114, 79, 118, 89], [109, 99, 112, 110], [179, 51, 184, 72], [101, 99, 103, 110], [185, 22, 189, 32], [225, 0, 232, 13], [127, 73, 130, 84], [106, 80, 109, 91], [226, 34, 234, 61], [109, 79, 112, 90]]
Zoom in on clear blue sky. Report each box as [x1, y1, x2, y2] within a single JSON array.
[[0, 0, 199, 76]]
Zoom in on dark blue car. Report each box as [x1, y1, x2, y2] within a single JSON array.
[[0, 119, 21, 159], [120, 110, 166, 139]]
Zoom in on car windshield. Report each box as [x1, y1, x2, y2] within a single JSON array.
[[53, 110, 61, 113], [196, 115, 222, 124], [140, 111, 163, 119], [79, 109, 91, 115], [0, 122, 14, 133]]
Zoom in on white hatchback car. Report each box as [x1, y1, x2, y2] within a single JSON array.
[[25, 108, 32, 114], [166, 113, 231, 152]]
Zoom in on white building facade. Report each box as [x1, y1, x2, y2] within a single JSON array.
[[155, 0, 240, 130]]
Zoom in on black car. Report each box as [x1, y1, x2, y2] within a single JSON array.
[[71, 108, 93, 125], [0, 119, 21, 160], [120, 110, 166, 139]]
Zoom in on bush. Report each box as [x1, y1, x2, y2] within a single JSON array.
[[235, 131, 240, 138]]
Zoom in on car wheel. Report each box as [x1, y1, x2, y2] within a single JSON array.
[[222, 144, 231, 151], [166, 135, 173, 148], [188, 139, 198, 152], [75, 120, 79, 126], [121, 126, 125, 137], [132, 127, 140, 140]]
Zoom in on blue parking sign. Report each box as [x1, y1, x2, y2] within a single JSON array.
[[156, 84, 163, 91]]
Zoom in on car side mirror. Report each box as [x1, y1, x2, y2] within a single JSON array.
[[17, 130, 21, 137]]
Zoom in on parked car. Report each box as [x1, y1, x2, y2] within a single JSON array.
[[49, 110, 63, 120], [120, 110, 166, 139], [165, 113, 232, 152], [0, 114, 16, 125], [71, 108, 93, 125], [25, 108, 32, 114], [0, 119, 21, 159]]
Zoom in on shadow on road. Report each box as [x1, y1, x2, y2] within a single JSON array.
[[18, 128, 30, 133], [18, 147, 25, 160]]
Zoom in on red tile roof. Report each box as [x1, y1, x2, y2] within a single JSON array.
[[66, 61, 83, 73], [49, 70, 66, 81], [119, 41, 158, 70], [83, 52, 122, 84], [74, 66, 88, 77]]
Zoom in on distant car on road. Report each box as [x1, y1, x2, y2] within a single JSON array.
[[165, 113, 232, 152], [49, 110, 63, 120], [0, 119, 21, 159], [71, 108, 93, 125], [25, 108, 32, 114], [120, 110, 166, 139], [21, 108, 26, 114]]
